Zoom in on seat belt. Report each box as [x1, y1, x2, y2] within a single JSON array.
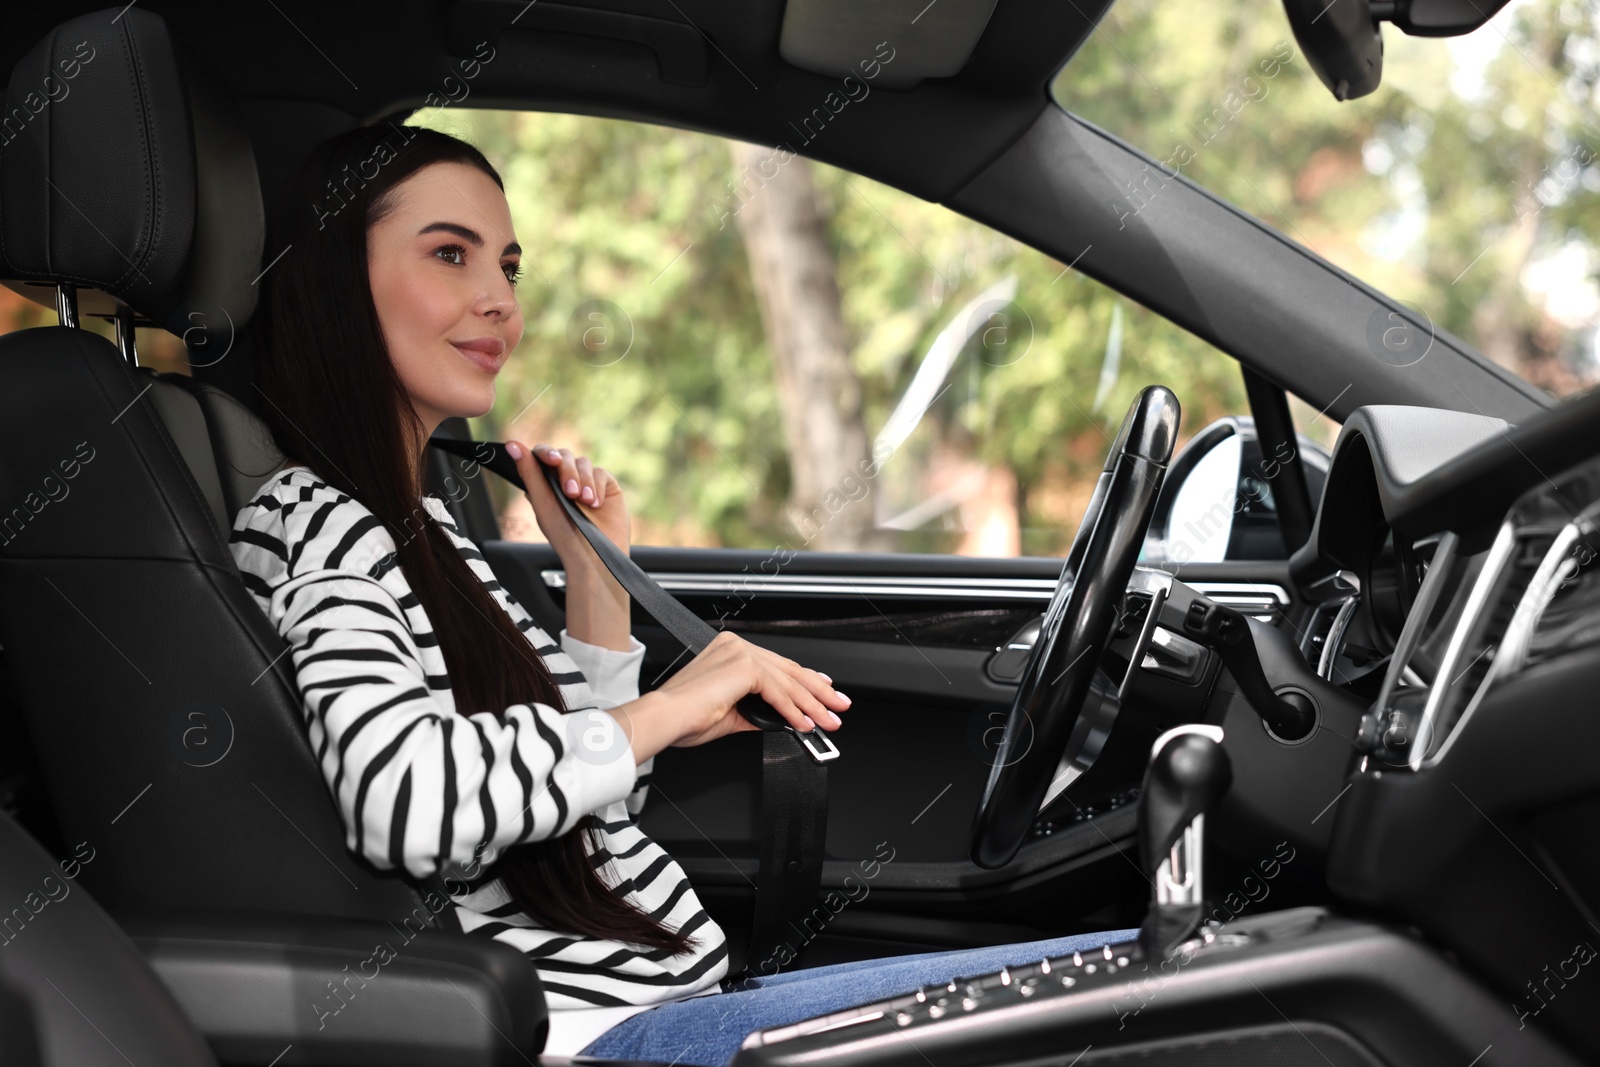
[[429, 437, 834, 980]]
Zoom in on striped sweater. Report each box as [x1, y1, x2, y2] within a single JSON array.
[[227, 464, 729, 1016]]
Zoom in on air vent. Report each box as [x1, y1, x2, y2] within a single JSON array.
[[1497, 514, 1600, 673], [1297, 573, 1358, 682], [1403, 452, 1600, 769], [1412, 521, 1557, 767]]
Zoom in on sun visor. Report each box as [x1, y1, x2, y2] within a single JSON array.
[[777, 0, 999, 90]]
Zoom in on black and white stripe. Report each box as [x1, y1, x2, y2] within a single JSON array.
[[228, 466, 728, 1009]]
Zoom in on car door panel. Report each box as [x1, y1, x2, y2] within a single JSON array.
[[482, 541, 1303, 952]]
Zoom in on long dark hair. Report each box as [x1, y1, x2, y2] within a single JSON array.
[[253, 122, 696, 956]]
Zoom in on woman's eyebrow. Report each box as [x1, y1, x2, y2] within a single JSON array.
[[417, 220, 521, 256]]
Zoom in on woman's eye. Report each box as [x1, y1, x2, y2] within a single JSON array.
[[435, 243, 519, 286]]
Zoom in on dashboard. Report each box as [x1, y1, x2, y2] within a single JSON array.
[[1277, 393, 1600, 1053], [1288, 405, 1515, 695], [726, 393, 1600, 1067], [1295, 400, 1600, 769]]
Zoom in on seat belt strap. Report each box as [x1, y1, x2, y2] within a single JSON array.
[[742, 729, 830, 979], [429, 437, 832, 978]]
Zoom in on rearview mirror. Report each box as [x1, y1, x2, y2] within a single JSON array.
[[1282, 0, 1514, 101], [1281, 0, 1383, 101], [1383, 0, 1515, 37]]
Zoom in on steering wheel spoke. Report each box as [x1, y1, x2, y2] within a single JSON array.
[[1036, 664, 1122, 812], [970, 385, 1181, 869]]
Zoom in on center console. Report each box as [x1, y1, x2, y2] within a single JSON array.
[[731, 402, 1600, 1067], [729, 728, 1581, 1067]]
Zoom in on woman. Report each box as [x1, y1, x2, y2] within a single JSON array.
[[229, 123, 1133, 1065]]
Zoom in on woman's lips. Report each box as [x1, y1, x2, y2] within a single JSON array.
[[450, 338, 506, 373]]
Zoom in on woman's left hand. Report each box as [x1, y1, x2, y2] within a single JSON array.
[[505, 440, 631, 567]]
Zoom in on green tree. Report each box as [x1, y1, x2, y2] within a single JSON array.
[[1062, 0, 1600, 396], [408, 89, 1275, 555]]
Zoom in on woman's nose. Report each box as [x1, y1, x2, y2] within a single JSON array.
[[476, 285, 517, 317]]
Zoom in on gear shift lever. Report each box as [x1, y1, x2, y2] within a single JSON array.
[[1138, 725, 1232, 960]]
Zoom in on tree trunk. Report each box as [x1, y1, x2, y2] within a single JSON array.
[[729, 141, 894, 552]]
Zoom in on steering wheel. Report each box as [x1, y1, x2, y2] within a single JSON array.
[[970, 384, 1180, 869]]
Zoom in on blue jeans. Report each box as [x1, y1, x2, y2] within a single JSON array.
[[577, 928, 1139, 1065]]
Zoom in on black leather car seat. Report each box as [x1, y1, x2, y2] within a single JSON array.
[[0, 808, 217, 1067], [0, 796, 553, 1067], [0, 5, 447, 929], [0, 12, 556, 1062]]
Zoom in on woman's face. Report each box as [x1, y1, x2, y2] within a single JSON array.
[[366, 160, 525, 440]]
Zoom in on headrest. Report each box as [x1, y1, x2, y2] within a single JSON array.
[[0, 7, 264, 355]]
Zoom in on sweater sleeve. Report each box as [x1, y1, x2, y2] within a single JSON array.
[[559, 628, 655, 816], [246, 490, 639, 879]]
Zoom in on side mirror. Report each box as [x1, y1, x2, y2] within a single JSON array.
[[1142, 417, 1329, 564]]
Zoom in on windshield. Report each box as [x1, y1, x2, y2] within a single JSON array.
[[1055, 0, 1600, 399]]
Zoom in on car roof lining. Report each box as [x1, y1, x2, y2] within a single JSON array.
[[0, 1, 1546, 421], [0, 0, 1110, 205]]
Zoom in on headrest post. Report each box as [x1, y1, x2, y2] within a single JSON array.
[[54, 284, 78, 330], [4, 9, 263, 352], [114, 303, 140, 367]]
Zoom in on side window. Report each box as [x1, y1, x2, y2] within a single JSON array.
[[415, 107, 1250, 558]]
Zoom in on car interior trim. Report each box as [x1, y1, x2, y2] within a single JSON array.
[[1316, 593, 1360, 681], [1370, 530, 1460, 716], [1410, 519, 1517, 769], [1491, 515, 1591, 675], [539, 569, 1289, 611]]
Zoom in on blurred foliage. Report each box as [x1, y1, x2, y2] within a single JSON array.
[[408, 0, 1599, 555], [3, 4, 1589, 557], [410, 106, 1247, 556], [1059, 0, 1600, 397]]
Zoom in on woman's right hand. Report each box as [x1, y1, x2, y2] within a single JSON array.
[[630, 632, 850, 756]]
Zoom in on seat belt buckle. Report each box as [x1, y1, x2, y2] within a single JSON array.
[[788, 725, 840, 762]]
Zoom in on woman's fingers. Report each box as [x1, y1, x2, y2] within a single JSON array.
[[506, 441, 547, 504], [532, 445, 575, 499], [590, 467, 613, 508], [759, 673, 817, 733], [762, 660, 841, 728], [751, 657, 843, 731], [618, 595, 850, 744], [573, 457, 596, 505], [721, 637, 817, 734], [533, 445, 573, 494], [782, 671, 839, 729], [533, 445, 602, 507], [804, 666, 850, 714], [751, 644, 850, 720], [725, 664, 813, 734]]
